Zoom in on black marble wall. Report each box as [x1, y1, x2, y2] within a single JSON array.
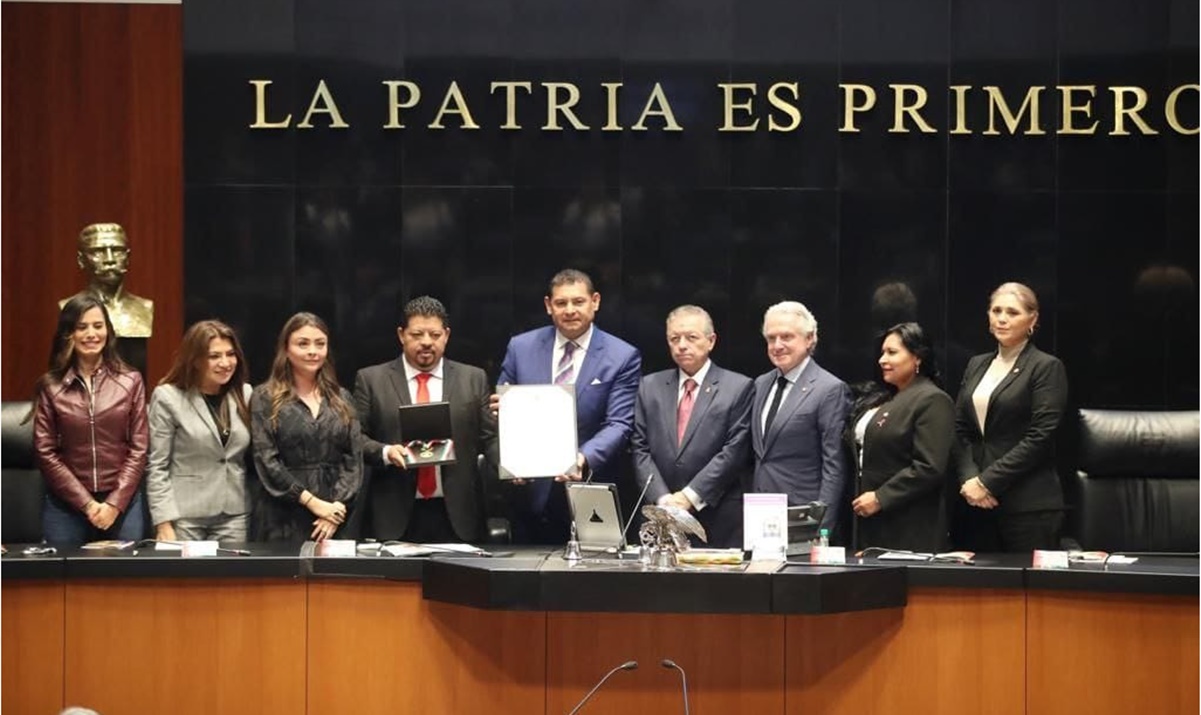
[[185, 0, 1198, 409]]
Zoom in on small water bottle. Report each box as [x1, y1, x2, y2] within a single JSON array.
[[818, 528, 830, 549]]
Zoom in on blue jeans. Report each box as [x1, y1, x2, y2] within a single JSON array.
[[42, 490, 147, 545]]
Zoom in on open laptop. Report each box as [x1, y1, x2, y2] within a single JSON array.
[[565, 483, 626, 552]]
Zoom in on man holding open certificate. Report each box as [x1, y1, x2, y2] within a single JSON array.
[[353, 297, 498, 543], [493, 269, 641, 544]]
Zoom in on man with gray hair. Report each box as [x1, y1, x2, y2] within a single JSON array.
[[750, 301, 851, 536], [631, 305, 753, 547]]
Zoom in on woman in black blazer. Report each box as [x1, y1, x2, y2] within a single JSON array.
[[847, 322, 954, 553], [953, 282, 1068, 552]]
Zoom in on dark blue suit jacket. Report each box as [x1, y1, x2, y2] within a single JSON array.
[[498, 325, 641, 529], [631, 363, 753, 547], [750, 359, 851, 533]]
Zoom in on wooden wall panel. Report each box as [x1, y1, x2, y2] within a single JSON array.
[[1027, 591, 1199, 715], [307, 580, 546, 715], [546, 611, 786, 715], [786, 588, 1026, 715], [1, 579, 65, 714], [63, 578, 306, 715], [1, 3, 182, 398]]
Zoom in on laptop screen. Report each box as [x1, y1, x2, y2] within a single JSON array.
[[565, 483, 626, 552]]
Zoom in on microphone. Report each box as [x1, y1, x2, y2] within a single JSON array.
[[621, 474, 656, 539], [567, 660, 638, 714], [661, 659, 690, 715]]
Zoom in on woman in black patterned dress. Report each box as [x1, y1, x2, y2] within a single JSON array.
[[250, 312, 362, 542]]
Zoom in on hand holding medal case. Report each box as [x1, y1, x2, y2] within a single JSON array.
[[396, 401, 457, 466]]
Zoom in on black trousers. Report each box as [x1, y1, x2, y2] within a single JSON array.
[[952, 502, 1063, 553], [402, 498, 460, 543]]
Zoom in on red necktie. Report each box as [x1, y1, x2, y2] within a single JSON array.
[[414, 372, 437, 498], [677, 378, 697, 447]]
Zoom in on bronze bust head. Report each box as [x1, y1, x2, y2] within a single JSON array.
[[59, 223, 154, 337]]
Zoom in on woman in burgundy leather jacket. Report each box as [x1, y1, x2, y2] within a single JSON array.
[[32, 295, 149, 544]]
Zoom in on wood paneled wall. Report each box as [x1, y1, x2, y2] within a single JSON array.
[[2, 2, 183, 398]]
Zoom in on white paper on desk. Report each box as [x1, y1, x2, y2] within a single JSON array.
[[878, 551, 934, 561], [1107, 555, 1139, 564], [744, 492, 788, 552], [154, 541, 183, 551], [382, 542, 486, 557], [497, 384, 579, 479]]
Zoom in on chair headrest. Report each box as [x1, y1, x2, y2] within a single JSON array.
[[1077, 409, 1199, 478], [1, 401, 36, 468]]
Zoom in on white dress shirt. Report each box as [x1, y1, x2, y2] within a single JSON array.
[[401, 357, 445, 499], [658, 359, 712, 511], [552, 325, 593, 385]]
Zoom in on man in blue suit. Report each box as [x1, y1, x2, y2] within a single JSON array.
[[750, 301, 851, 536], [631, 305, 753, 548], [497, 269, 641, 543]]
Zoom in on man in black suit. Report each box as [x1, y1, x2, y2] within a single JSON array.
[[631, 306, 753, 548], [353, 296, 498, 542]]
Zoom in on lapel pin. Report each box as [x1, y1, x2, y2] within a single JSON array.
[[876, 411, 889, 428]]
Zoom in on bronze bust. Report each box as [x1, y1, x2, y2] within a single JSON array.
[[59, 223, 154, 337]]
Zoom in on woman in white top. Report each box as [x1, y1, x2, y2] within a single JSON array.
[[146, 320, 254, 542], [953, 283, 1069, 552]]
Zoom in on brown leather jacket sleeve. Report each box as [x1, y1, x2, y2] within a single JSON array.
[[106, 373, 149, 513], [33, 385, 94, 512]]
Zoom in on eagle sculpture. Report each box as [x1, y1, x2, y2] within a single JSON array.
[[638, 504, 707, 552]]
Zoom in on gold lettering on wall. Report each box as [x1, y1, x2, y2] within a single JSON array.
[[429, 81, 480, 130], [889, 84, 936, 134], [383, 81, 421, 129], [839, 84, 877, 133], [632, 83, 683, 131], [490, 81, 533, 130], [249, 80, 293, 129], [767, 82, 802, 132], [1109, 86, 1158, 135], [543, 83, 589, 130], [245, 77, 1200, 136], [949, 85, 971, 134], [718, 83, 759, 131], [601, 82, 623, 131], [1165, 84, 1200, 135], [296, 80, 349, 129], [1058, 85, 1099, 135], [984, 86, 1046, 135]]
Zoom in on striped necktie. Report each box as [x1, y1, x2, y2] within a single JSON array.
[[554, 341, 577, 385]]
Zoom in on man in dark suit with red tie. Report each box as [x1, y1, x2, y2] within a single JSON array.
[[353, 296, 498, 543], [631, 305, 753, 548]]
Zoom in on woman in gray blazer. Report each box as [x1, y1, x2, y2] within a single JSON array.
[[146, 320, 254, 542]]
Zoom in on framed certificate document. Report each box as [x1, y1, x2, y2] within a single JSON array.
[[497, 384, 578, 479]]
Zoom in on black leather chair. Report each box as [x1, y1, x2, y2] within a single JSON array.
[[2, 401, 45, 543], [1072, 409, 1199, 552]]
